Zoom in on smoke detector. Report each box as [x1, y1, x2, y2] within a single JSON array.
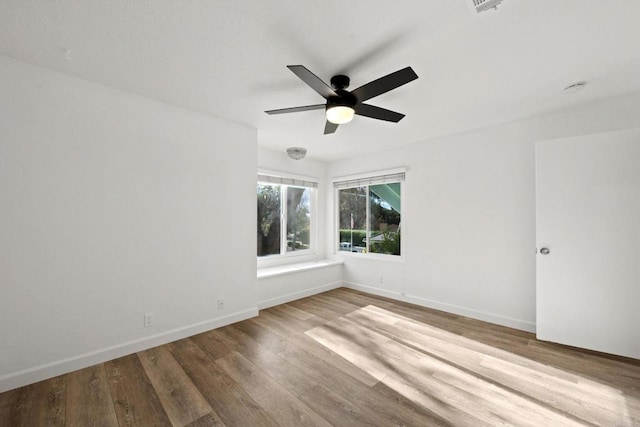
[[286, 147, 307, 160], [472, 0, 503, 13]]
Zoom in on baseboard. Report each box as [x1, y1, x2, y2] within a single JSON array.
[[258, 281, 343, 310], [0, 307, 258, 393], [343, 282, 536, 333]]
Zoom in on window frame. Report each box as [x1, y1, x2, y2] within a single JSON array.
[[333, 168, 405, 261], [257, 170, 318, 266]]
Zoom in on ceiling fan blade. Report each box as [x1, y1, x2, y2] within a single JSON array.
[[265, 104, 326, 115], [324, 121, 339, 134], [351, 67, 418, 102], [354, 103, 405, 122], [287, 65, 338, 99]]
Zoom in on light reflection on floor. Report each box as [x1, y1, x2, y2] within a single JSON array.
[[305, 305, 638, 426]]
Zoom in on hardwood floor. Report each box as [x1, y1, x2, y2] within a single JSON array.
[[1, 287, 639, 426]]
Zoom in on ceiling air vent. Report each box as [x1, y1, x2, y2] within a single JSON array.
[[472, 0, 503, 13]]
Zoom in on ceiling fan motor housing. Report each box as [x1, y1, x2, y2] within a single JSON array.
[[327, 89, 357, 109], [330, 74, 350, 90]]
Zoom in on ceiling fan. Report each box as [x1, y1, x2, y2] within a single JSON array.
[[265, 65, 418, 134]]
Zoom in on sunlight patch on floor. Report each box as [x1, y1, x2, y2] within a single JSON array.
[[305, 305, 637, 426]]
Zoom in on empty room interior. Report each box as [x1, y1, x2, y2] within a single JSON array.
[[1, 1, 640, 426]]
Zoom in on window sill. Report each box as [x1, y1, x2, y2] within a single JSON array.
[[337, 251, 405, 263], [257, 259, 343, 280]]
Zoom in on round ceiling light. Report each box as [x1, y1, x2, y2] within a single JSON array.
[[286, 147, 307, 160], [326, 105, 355, 124]]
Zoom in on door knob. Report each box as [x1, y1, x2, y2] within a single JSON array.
[[540, 247, 550, 255]]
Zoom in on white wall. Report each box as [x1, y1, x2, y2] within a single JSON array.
[[0, 56, 258, 392], [258, 147, 327, 185], [328, 92, 640, 332]]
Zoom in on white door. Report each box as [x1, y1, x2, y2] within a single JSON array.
[[536, 128, 640, 359]]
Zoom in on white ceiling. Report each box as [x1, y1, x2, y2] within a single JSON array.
[[2, 1, 640, 161]]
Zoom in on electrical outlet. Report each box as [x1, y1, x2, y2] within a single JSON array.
[[144, 312, 154, 328], [218, 299, 225, 309], [377, 273, 384, 283]]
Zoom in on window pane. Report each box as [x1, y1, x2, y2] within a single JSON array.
[[257, 183, 281, 257], [338, 186, 367, 253], [287, 187, 311, 252], [369, 183, 401, 255]]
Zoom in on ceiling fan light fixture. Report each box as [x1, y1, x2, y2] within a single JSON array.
[[326, 105, 355, 124], [265, 65, 418, 134]]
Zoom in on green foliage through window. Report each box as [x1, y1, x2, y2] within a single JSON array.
[[258, 183, 312, 257], [257, 184, 281, 256]]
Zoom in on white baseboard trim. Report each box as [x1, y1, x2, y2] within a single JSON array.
[[258, 281, 343, 310], [0, 307, 258, 393], [343, 282, 536, 333]]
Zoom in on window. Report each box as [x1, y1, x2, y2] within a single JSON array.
[[335, 171, 403, 256], [257, 174, 316, 258]]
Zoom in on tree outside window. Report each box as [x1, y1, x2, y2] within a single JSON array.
[[257, 183, 281, 257], [286, 187, 311, 252], [257, 183, 312, 257]]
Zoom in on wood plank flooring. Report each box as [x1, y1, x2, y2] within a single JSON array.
[[1, 287, 639, 426]]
